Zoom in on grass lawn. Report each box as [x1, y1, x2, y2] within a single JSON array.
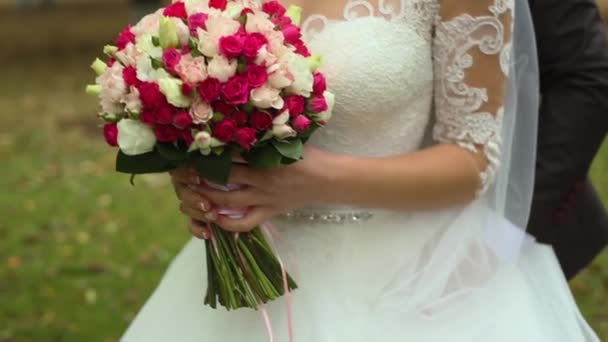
[[1, 3, 607, 341]]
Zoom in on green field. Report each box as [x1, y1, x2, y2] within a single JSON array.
[[1, 4, 607, 341]]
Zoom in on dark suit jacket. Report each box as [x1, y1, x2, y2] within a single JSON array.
[[527, 0, 608, 279]]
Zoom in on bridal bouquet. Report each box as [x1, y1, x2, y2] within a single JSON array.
[[86, 0, 334, 310]]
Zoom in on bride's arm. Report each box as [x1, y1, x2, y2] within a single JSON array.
[[172, 0, 514, 231]]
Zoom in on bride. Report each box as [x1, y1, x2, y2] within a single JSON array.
[[122, 0, 601, 340]]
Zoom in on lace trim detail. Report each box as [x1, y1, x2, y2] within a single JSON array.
[[432, 0, 513, 194], [301, 0, 439, 42]]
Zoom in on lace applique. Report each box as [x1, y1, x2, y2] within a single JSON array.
[[432, 0, 513, 194], [301, 0, 439, 42]]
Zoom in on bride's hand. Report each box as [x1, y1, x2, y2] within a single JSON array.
[[171, 147, 332, 233], [169, 168, 215, 239]]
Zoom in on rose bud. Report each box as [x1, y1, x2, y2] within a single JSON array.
[[313, 72, 327, 95], [284, 95, 305, 117], [308, 95, 328, 113], [293, 115, 312, 132], [173, 111, 194, 129], [103, 123, 119, 146], [234, 127, 257, 149], [251, 111, 273, 131], [213, 118, 237, 142], [163, 1, 188, 19]]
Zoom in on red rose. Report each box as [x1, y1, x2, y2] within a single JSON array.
[[179, 129, 194, 145], [262, 0, 286, 16], [181, 82, 194, 96], [163, 1, 188, 18], [188, 13, 208, 35], [293, 39, 310, 57], [156, 104, 176, 124], [284, 95, 306, 117], [250, 111, 273, 131], [308, 95, 328, 113], [103, 123, 118, 147], [107, 58, 116, 67], [232, 110, 248, 126], [141, 110, 156, 125], [162, 48, 182, 73], [213, 119, 237, 142], [198, 77, 221, 103], [282, 24, 301, 45], [123, 66, 140, 87], [234, 127, 257, 149], [173, 111, 194, 129], [137, 82, 166, 108], [214, 101, 235, 115], [219, 34, 245, 59], [313, 72, 327, 95], [222, 75, 249, 105], [243, 33, 268, 60], [246, 64, 268, 89], [209, 0, 227, 10], [293, 115, 312, 132], [155, 125, 180, 142], [116, 25, 136, 50]]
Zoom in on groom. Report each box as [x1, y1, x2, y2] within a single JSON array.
[[527, 0, 608, 279]]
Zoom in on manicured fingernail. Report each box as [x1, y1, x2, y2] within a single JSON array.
[[205, 212, 217, 221], [200, 202, 208, 211]]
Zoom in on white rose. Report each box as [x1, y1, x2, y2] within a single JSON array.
[[245, 12, 275, 34], [197, 28, 219, 57], [117, 119, 157, 156], [96, 63, 127, 113], [184, 0, 210, 15], [120, 87, 143, 113], [283, 52, 314, 97], [267, 62, 294, 89], [266, 30, 289, 58], [272, 111, 297, 139], [250, 84, 284, 109], [207, 55, 237, 82], [115, 42, 143, 67], [132, 9, 163, 36], [158, 75, 191, 108], [255, 45, 277, 66], [206, 15, 241, 37]]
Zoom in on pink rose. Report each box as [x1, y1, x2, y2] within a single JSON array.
[[251, 111, 273, 131], [107, 59, 116, 67], [115, 43, 142, 67], [243, 33, 268, 60], [209, 0, 227, 10], [219, 34, 245, 59], [232, 110, 248, 126], [181, 82, 194, 96], [156, 104, 176, 124], [308, 95, 328, 113], [213, 119, 237, 142], [163, 1, 188, 19], [120, 86, 143, 113], [283, 95, 305, 117], [190, 98, 214, 124], [137, 82, 166, 109], [116, 25, 135, 50], [246, 64, 268, 88], [234, 127, 257, 149], [281, 24, 301, 45], [262, 1, 286, 16], [103, 123, 118, 146], [313, 72, 327, 95], [222, 75, 249, 105], [179, 129, 194, 145], [162, 48, 182, 73], [173, 111, 194, 129], [293, 39, 310, 57], [250, 84, 284, 109], [123, 66, 140, 87], [198, 77, 221, 103], [155, 125, 180, 142], [214, 101, 235, 116], [132, 9, 162, 36], [97, 63, 127, 113], [188, 13, 208, 35], [175, 55, 208, 84], [293, 115, 312, 132]]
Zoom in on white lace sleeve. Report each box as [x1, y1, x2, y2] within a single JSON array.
[[432, 0, 514, 194]]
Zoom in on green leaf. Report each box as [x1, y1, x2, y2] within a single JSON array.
[[151, 36, 161, 47], [115, 149, 174, 174], [243, 144, 283, 169], [190, 151, 232, 185], [272, 139, 303, 160], [151, 57, 164, 70], [156, 142, 189, 162]]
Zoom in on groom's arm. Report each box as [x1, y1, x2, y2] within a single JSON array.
[[528, 0, 608, 244]]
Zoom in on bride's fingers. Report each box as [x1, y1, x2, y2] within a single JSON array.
[[197, 185, 268, 208], [180, 202, 217, 222], [189, 219, 210, 240], [213, 206, 275, 232], [170, 167, 200, 185], [174, 182, 212, 211]]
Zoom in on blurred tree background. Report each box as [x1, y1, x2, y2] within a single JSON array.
[[0, 1, 606, 341]]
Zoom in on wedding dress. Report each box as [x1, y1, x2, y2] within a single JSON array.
[[122, 0, 600, 340]]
